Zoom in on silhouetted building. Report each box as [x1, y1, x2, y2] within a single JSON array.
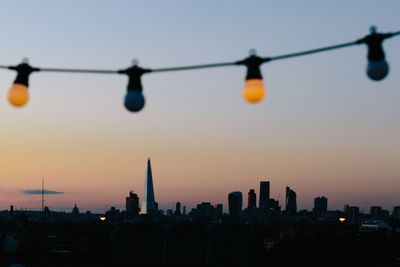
[[247, 189, 257, 210], [285, 187, 297, 215], [228, 191, 243, 218], [393, 206, 400, 223], [175, 202, 181, 215], [259, 181, 270, 211], [189, 202, 218, 221], [345, 206, 360, 224], [126, 191, 139, 217], [9, 205, 14, 216], [215, 204, 223, 217], [370, 206, 382, 219], [44, 206, 50, 221], [72, 204, 80, 215], [183, 206, 186, 216], [106, 206, 120, 222], [154, 202, 159, 212], [141, 158, 156, 215], [313, 196, 328, 214], [268, 198, 281, 214]]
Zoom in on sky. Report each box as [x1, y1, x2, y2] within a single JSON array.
[[0, 1, 399, 213]]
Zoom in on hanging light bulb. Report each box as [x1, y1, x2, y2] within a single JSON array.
[[118, 62, 152, 112], [8, 83, 29, 107], [359, 26, 393, 81], [7, 60, 39, 108], [243, 79, 266, 104], [237, 51, 266, 104]]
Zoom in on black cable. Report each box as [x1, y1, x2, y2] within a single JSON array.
[[40, 67, 119, 74], [264, 41, 359, 62], [151, 61, 237, 73], [0, 29, 398, 75]]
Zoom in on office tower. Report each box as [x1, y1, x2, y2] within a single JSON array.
[[268, 198, 281, 214], [285, 187, 297, 215], [370, 206, 382, 219], [126, 191, 139, 217], [228, 191, 243, 217], [259, 181, 270, 211], [196, 202, 213, 218], [141, 158, 156, 215], [313, 196, 328, 214], [248, 189, 257, 209], [175, 202, 181, 215], [106, 207, 121, 222], [215, 204, 223, 217], [346, 206, 360, 224], [392, 206, 400, 222], [183, 206, 186, 216]]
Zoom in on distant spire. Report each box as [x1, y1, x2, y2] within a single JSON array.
[[141, 158, 156, 214], [42, 177, 45, 217]]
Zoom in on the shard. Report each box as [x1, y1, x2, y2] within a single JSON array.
[[141, 158, 156, 214]]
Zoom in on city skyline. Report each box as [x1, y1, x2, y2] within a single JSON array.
[[5, 158, 399, 214], [0, 1, 399, 212]]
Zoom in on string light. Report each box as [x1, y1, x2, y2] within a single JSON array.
[[7, 59, 39, 107], [118, 61, 152, 112], [356, 26, 393, 81], [236, 50, 266, 103], [0, 26, 398, 112]]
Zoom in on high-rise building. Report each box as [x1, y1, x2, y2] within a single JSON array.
[[268, 198, 281, 214], [346, 206, 360, 224], [285, 187, 297, 215], [126, 191, 139, 217], [215, 204, 223, 217], [141, 158, 156, 215], [370, 206, 382, 219], [247, 189, 257, 209], [313, 196, 328, 214], [228, 191, 243, 217], [392, 206, 400, 222], [259, 181, 270, 211], [175, 202, 181, 215]]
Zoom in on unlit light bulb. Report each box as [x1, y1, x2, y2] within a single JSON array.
[[367, 60, 389, 81], [8, 83, 29, 107], [124, 90, 145, 112], [242, 79, 266, 104]]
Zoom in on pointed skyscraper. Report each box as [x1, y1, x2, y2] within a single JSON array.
[[141, 158, 156, 215]]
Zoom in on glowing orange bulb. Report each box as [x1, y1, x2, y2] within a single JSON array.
[[242, 79, 266, 104], [8, 83, 29, 107]]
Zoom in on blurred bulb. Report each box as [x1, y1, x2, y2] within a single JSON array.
[[124, 90, 145, 112], [367, 60, 389, 81], [8, 83, 29, 107], [242, 79, 266, 104]]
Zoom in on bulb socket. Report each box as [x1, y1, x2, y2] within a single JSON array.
[[237, 55, 264, 80], [119, 65, 152, 92], [9, 63, 39, 87]]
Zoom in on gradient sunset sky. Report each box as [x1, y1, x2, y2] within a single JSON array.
[[0, 1, 399, 213]]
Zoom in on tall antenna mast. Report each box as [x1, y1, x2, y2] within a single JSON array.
[[42, 177, 45, 214]]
